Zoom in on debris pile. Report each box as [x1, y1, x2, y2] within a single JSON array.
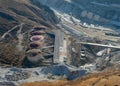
[[0, 82, 16, 86], [5, 69, 30, 81], [41, 64, 87, 80]]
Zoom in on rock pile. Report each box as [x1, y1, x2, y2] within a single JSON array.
[[41, 64, 86, 80], [5, 69, 30, 81], [0, 82, 16, 86]]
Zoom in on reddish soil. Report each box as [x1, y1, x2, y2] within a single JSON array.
[[20, 69, 120, 86]]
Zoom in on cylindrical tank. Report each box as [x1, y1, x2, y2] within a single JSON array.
[[87, 12, 93, 19], [26, 49, 44, 62], [31, 30, 45, 36], [93, 15, 100, 21], [81, 10, 87, 17], [29, 41, 43, 48], [33, 26, 46, 31], [30, 35, 44, 42]]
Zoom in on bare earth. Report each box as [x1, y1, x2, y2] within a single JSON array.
[[20, 69, 120, 86]]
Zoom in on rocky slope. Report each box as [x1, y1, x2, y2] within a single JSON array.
[[0, 0, 58, 67], [38, 0, 120, 28], [0, 0, 59, 35]]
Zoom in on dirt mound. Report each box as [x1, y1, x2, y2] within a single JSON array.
[[20, 81, 67, 86], [65, 69, 120, 86]]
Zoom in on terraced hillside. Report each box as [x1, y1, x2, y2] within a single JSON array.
[[39, 0, 120, 28], [0, 0, 58, 35]]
